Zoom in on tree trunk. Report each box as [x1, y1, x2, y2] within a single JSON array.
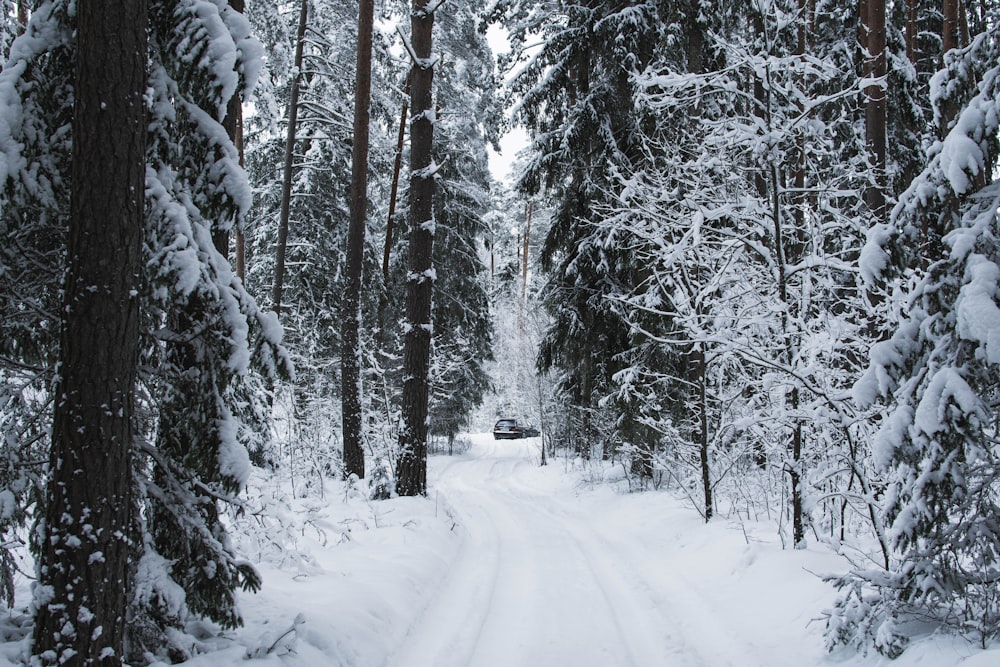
[[906, 0, 918, 64], [384, 89, 409, 286], [521, 200, 532, 303], [377, 83, 410, 349], [212, 1, 247, 261], [863, 0, 887, 221], [958, 0, 970, 48], [32, 0, 146, 662], [761, 39, 806, 546], [941, 0, 961, 133], [342, 0, 375, 481], [16, 0, 27, 32], [697, 344, 713, 522], [230, 0, 247, 281], [579, 321, 593, 461], [272, 0, 308, 318], [234, 99, 246, 281], [396, 0, 437, 496], [790, 395, 805, 547]]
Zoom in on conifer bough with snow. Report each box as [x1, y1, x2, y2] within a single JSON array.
[[0, 0, 998, 664]]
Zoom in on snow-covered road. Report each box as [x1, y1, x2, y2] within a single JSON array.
[[391, 435, 748, 667], [154, 431, 999, 667]]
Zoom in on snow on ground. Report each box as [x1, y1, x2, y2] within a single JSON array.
[[3, 432, 998, 666]]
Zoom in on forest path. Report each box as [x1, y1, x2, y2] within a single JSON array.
[[387, 433, 756, 667]]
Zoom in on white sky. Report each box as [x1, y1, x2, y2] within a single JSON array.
[[487, 125, 527, 184], [485, 23, 527, 184]]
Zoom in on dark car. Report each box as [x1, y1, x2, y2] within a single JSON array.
[[493, 419, 540, 440]]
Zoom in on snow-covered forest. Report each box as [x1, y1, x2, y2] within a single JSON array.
[[0, 0, 998, 664]]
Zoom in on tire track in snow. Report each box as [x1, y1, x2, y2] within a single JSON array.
[[390, 438, 714, 666], [505, 468, 767, 667], [385, 455, 506, 667], [498, 471, 705, 667]]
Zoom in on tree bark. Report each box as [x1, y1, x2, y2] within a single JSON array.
[[229, 0, 247, 280], [905, 0, 918, 64], [521, 200, 532, 304], [215, 0, 247, 264], [32, 0, 146, 662], [272, 0, 308, 318], [940, 0, 961, 134], [377, 82, 409, 350], [863, 0, 887, 221], [234, 99, 246, 281], [396, 0, 437, 496], [342, 0, 376, 481], [16, 0, 27, 32], [696, 344, 713, 522], [383, 84, 410, 287]]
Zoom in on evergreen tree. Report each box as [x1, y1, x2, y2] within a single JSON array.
[[0, 0, 73, 611], [1, 0, 289, 659], [396, 0, 438, 496], [30, 0, 146, 661], [885, 0, 938, 199], [828, 18, 1000, 655], [243, 0, 402, 475], [424, 0, 497, 447], [342, 0, 377, 480], [490, 0, 661, 459], [138, 2, 289, 652]]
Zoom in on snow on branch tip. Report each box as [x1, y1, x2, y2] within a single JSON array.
[[395, 25, 441, 71], [413, 0, 447, 19]]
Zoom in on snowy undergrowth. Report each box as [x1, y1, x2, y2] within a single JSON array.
[[174, 476, 460, 666], [0, 439, 997, 665], [0, 470, 460, 667], [570, 471, 998, 667]]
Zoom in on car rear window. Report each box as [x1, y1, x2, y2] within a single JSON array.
[[495, 420, 516, 427]]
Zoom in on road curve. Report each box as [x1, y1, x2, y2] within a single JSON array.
[[386, 436, 712, 667]]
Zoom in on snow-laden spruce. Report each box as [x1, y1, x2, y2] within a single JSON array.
[[0, 1, 290, 661], [828, 27, 1000, 656]]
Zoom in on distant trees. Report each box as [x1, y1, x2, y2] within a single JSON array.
[[423, 1, 496, 450], [491, 0, 660, 461], [494, 0, 999, 655], [243, 0, 403, 479]]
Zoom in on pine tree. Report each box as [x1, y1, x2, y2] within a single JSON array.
[[0, 0, 74, 610], [342, 0, 377, 480], [828, 14, 1000, 655], [1, 0, 289, 659], [425, 0, 497, 446], [491, 0, 661, 460], [136, 3, 289, 653], [243, 0, 402, 475], [29, 0, 146, 662], [396, 0, 438, 496]]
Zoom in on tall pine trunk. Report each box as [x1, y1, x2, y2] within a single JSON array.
[[396, 0, 437, 496], [32, 0, 146, 662], [863, 0, 887, 221], [272, 0, 308, 318], [224, 0, 246, 278], [342, 0, 376, 480], [940, 0, 961, 133]]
